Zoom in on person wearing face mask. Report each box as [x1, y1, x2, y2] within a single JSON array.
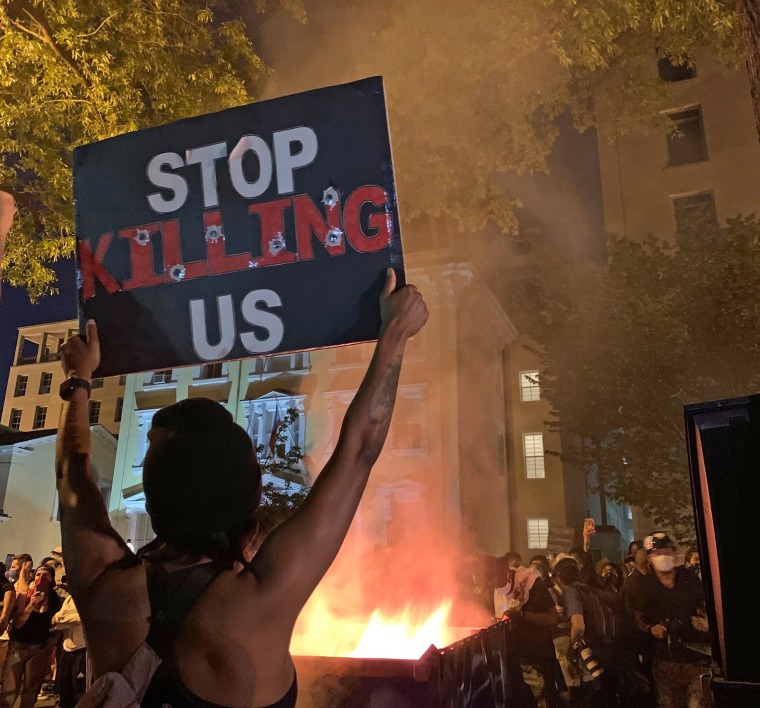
[[7, 555, 33, 596], [596, 560, 624, 594], [634, 532, 711, 708], [684, 549, 701, 580]]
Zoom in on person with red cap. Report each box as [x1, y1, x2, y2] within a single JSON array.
[[55, 269, 427, 707]]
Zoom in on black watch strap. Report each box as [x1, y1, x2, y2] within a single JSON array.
[[59, 377, 92, 401]]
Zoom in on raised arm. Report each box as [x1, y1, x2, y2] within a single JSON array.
[[56, 321, 132, 600], [252, 269, 428, 611]]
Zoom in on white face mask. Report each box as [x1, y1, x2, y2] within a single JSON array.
[[651, 555, 674, 572]]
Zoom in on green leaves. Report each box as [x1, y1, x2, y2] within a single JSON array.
[[0, 0, 268, 299], [0, 0, 746, 301], [531, 216, 760, 537], [255, 406, 309, 540]]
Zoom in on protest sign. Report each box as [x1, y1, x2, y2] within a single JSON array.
[[73, 76, 404, 377]]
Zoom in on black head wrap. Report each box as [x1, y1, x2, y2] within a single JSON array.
[[142, 398, 262, 543]]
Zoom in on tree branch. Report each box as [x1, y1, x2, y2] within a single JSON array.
[[77, 12, 117, 39], [6, 0, 87, 82]]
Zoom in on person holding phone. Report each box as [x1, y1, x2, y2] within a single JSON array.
[[0, 565, 62, 708]]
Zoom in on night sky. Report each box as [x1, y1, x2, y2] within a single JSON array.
[[0, 258, 78, 414]]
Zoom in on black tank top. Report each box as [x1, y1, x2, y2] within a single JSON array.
[[141, 560, 297, 708]]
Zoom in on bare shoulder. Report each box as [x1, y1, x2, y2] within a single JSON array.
[[77, 563, 150, 677], [176, 567, 295, 706]]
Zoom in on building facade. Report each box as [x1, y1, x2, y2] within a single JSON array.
[[0, 424, 117, 565], [597, 51, 760, 245], [1, 321, 126, 436], [596, 50, 760, 543], [106, 260, 573, 559]]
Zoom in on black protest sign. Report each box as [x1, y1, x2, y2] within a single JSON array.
[[73, 77, 404, 377]]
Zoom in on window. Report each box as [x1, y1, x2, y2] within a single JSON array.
[[115, 397, 124, 423], [17, 338, 39, 364], [33, 406, 47, 429], [14, 375, 28, 397], [91, 378, 104, 389], [200, 362, 225, 379], [243, 395, 306, 461], [38, 372, 53, 395], [391, 388, 426, 450], [9, 409, 22, 430], [150, 370, 172, 385], [523, 433, 546, 479], [658, 57, 696, 82], [250, 353, 310, 376], [673, 192, 719, 243], [119, 375, 127, 386], [520, 371, 540, 402], [527, 518, 550, 549], [89, 400, 101, 425], [667, 107, 708, 166]]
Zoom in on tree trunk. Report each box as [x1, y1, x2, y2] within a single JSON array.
[[739, 0, 760, 145]]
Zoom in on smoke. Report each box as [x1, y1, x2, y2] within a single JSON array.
[[257, 1, 601, 242], [249, 0, 600, 672]]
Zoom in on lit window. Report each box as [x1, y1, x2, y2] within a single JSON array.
[[9, 409, 22, 430], [520, 371, 540, 402], [89, 400, 101, 425], [38, 372, 53, 395], [14, 375, 28, 397], [523, 433, 546, 479], [667, 107, 708, 166], [527, 518, 549, 549], [91, 378, 104, 389], [33, 406, 47, 430], [673, 192, 718, 243], [115, 397, 124, 423]]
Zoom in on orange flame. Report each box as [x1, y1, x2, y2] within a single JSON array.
[[291, 596, 475, 660], [350, 602, 454, 659]]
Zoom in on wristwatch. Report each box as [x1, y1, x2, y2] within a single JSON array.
[[59, 377, 92, 400]]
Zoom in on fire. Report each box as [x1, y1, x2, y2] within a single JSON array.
[[350, 602, 452, 659], [291, 597, 471, 660]]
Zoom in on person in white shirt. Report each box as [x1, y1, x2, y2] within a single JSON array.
[[51, 596, 86, 708]]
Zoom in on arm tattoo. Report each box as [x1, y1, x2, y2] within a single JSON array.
[[367, 356, 402, 425]]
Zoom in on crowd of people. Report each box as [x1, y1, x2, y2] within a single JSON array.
[[0, 274, 712, 708], [0, 530, 712, 708], [465, 529, 711, 708], [0, 549, 86, 708]]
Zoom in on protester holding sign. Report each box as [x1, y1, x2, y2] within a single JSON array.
[[55, 268, 427, 707], [74, 77, 405, 377]]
